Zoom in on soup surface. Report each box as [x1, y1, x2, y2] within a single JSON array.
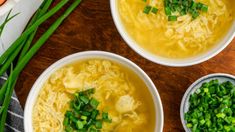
[[118, 0, 234, 58], [33, 59, 155, 132]]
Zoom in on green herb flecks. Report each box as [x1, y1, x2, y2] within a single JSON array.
[[164, 0, 208, 20], [168, 15, 177, 21], [143, 5, 152, 14], [185, 80, 235, 132], [151, 7, 158, 14], [142, 0, 158, 15], [142, 0, 208, 21], [63, 88, 112, 132]]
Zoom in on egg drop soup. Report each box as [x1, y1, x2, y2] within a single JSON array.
[[118, 0, 234, 58], [33, 59, 156, 132]]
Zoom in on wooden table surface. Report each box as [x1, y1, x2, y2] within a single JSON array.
[[15, 0, 235, 132]]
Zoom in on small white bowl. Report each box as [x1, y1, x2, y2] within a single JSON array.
[[110, 0, 235, 67], [180, 73, 235, 131], [24, 51, 164, 132]]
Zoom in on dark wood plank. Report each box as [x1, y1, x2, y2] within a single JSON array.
[[14, 0, 235, 131]]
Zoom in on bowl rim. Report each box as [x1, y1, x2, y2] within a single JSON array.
[[110, 0, 235, 67], [180, 73, 235, 131], [24, 51, 164, 132]]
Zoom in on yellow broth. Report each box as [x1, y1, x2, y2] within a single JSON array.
[[33, 59, 156, 132], [118, 0, 234, 58]]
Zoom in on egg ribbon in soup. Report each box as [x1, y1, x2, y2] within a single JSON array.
[[33, 59, 156, 132], [118, 0, 234, 58]]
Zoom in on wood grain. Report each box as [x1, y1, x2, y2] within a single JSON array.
[[14, 0, 235, 132]]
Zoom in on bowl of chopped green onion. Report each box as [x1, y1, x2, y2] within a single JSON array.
[[181, 73, 235, 132]]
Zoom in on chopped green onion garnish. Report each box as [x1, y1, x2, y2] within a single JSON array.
[[143, 5, 152, 14], [141, 0, 209, 21], [63, 117, 69, 126], [182, 1, 189, 7], [63, 89, 111, 131], [186, 123, 193, 128], [192, 11, 199, 19], [91, 109, 99, 119], [82, 111, 91, 116], [102, 112, 112, 123], [65, 126, 73, 132], [165, 6, 171, 16], [102, 112, 109, 120], [168, 15, 177, 21], [197, 2, 203, 10], [151, 7, 158, 14], [185, 80, 235, 131], [180, 9, 187, 16], [76, 120, 84, 129], [191, 1, 197, 9], [90, 98, 99, 109], [80, 96, 89, 104], [201, 4, 208, 12], [81, 115, 87, 121], [95, 120, 102, 129], [172, 0, 178, 4]]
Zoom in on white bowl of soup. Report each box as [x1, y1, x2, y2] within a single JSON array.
[[24, 51, 164, 132], [110, 0, 235, 67]]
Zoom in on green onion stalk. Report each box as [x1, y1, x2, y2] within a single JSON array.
[[0, 0, 70, 65], [0, 0, 82, 130], [0, 11, 19, 36], [0, 0, 54, 79], [0, 0, 70, 100]]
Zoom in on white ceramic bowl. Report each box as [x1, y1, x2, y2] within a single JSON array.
[[24, 51, 164, 132], [180, 73, 235, 131], [110, 0, 235, 67]]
